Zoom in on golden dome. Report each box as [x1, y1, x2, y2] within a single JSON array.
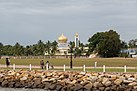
[[58, 34, 68, 43], [75, 32, 79, 37]]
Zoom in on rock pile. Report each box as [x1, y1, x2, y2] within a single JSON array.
[[0, 70, 137, 91]]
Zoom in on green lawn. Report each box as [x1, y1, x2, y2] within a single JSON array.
[[1, 58, 137, 67]]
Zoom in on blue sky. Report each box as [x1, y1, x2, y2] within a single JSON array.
[[0, 0, 137, 45]]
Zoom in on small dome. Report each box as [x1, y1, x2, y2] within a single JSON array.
[[75, 33, 79, 37], [58, 34, 68, 43]]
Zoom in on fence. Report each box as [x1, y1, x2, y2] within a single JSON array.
[[0, 63, 136, 72]]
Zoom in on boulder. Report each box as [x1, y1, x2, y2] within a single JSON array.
[[8, 82, 15, 88], [1, 80, 8, 87], [20, 76, 27, 81], [49, 84, 57, 90], [84, 83, 92, 90], [104, 81, 112, 87], [102, 78, 109, 85], [128, 82, 137, 86], [74, 84, 83, 91], [114, 79, 123, 85]]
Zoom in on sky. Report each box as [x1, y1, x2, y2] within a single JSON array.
[[0, 0, 137, 45]]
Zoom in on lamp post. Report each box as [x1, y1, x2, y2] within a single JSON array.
[[0, 49, 2, 59], [70, 47, 73, 69]]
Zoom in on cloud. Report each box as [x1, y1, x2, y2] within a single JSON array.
[[0, 0, 137, 45]]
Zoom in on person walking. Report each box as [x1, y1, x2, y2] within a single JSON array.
[[6, 58, 10, 67], [40, 60, 44, 69]]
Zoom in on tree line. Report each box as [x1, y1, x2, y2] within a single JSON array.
[[0, 40, 58, 56], [0, 40, 87, 57], [0, 30, 136, 58]]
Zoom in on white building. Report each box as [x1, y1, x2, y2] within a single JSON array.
[[57, 34, 69, 55], [75, 33, 79, 48]]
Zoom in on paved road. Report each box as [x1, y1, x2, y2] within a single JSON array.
[[0, 64, 137, 69]]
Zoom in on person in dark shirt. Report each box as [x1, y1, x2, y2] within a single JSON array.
[[40, 60, 44, 69], [6, 58, 10, 67]]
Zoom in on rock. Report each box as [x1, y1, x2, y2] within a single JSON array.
[[2, 80, 8, 87], [119, 76, 126, 80], [26, 82, 34, 88], [20, 76, 27, 81], [79, 72, 86, 75], [102, 78, 109, 85], [104, 87, 111, 91], [93, 82, 100, 88], [117, 86, 125, 91], [109, 75, 117, 80], [114, 79, 123, 85], [15, 82, 21, 88], [84, 83, 92, 90], [49, 84, 56, 90], [56, 84, 62, 90], [64, 74, 69, 78], [42, 78, 50, 82], [33, 78, 41, 87], [133, 86, 137, 89], [74, 84, 83, 91], [8, 82, 15, 88], [99, 87, 105, 91], [0, 78, 4, 83], [128, 82, 137, 86], [0, 74, 4, 77], [72, 79, 77, 84], [91, 76, 98, 83], [123, 80, 133, 84], [61, 86, 67, 91], [92, 73, 99, 76], [37, 84, 45, 89], [46, 73, 53, 77], [111, 85, 117, 90], [77, 75, 83, 78], [104, 81, 112, 87], [125, 74, 132, 78], [44, 82, 51, 90], [80, 81, 89, 86], [128, 78, 136, 81], [134, 74, 137, 79], [49, 78, 57, 82], [20, 80, 27, 87]]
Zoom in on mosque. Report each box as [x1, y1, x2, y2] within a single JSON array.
[[45, 33, 89, 57], [56, 33, 80, 55], [57, 34, 69, 55]]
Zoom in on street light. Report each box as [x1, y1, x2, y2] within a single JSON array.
[[70, 47, 73, 69]]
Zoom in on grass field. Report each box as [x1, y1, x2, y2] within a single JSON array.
[[1, 58, 137, 67]]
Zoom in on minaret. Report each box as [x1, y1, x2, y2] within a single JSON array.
[[75, 33, 79, 48]]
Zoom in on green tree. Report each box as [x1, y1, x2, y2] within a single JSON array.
[[36, 40, 45, 56], [24, 45, 33, 56], [74, 47, 82, 57], [45, 41, 51, 56], [12, 42, 24, 56], [0, 43, 3, 58], [128, 39, 137, 48], [68, 41, 75, 54], [88, 32, 104, 53], [88, 30, 121, 57], [50, 41, 58, 55], [2, 45, 13, 56], [121, 41, 128, 49]]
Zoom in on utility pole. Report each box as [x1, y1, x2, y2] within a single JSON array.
[[70, 47, 73, 69]]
